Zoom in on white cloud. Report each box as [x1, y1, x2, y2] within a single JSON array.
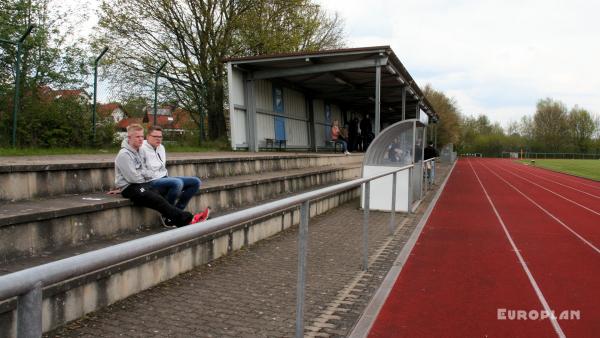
[[317, 0, 600, 126]]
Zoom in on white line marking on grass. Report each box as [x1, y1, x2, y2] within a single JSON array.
[[509, 162, 600, 199], [480, 162, 600, 255], [523, 162, 600, 190], [468, 159, 566, 338], [491, 162, 600, 216]]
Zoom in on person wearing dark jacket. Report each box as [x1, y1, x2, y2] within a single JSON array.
[[360, 115, 373, 150], [348, 117, 360, 152], [424, 142, 438, 160]]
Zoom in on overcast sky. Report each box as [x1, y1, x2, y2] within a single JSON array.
[[316, 0, 600, 127], [67, 0, 599, 127]]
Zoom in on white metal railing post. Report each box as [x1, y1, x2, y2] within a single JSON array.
[[428, 161, 432, 190], [362, 182, 370, 271], [432, 159, 436, 185], [420, 163, 425, 200], [17, 281, 42, 338], [295, 201, 310, 338], [389, 172, 397, 235], [408, 166, 413, 214]]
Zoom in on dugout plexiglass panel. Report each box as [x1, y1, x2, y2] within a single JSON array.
[[361, 119, 427, 212]]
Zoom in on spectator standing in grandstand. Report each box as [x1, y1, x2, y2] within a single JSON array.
[[360, 114, 374, 150], [348, 116, 360, 152]]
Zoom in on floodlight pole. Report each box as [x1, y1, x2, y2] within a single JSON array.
[[153, 61, 167, 126], [1, 25, 35, 147], [92, 47, 109, 144]]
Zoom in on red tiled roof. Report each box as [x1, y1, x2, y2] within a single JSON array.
[[117, 117, 143, 130], [118, 106, 193, 130], [55, 89, 88, 97], [98, 103, 126, 118]]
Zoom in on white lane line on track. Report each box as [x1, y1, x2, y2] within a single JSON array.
[[507, 162, 600, 199], [468, 159, 566, 338], [525, 163, 600, 190], [490, 162, 600, 216], [479, 162, 600, 255]]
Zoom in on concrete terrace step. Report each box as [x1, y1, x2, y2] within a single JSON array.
[[0, 175, 359, 277], [0, 185, 362, 335], [0, 163, 361, 263], [0, 152, 362, 202]]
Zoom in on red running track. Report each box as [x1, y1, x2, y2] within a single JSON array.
[[368, 158, 600, 338]]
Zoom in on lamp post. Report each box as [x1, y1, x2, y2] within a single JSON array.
[[153, 61, 167, 126], [92, 47, 108, 145], [0, 25, 35, 147]]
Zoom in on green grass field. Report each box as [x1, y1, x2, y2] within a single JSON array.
[[519, 159, 600, 181]]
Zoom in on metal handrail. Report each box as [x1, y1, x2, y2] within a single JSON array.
[[0, 164, 414, 337]]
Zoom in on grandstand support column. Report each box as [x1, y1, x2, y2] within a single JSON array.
[[362, 181, 371, 271], [244, 75, 258, 152], [401, 86, 406, 120], [307, 97, 317, 152], [390, 172, 397, 235], [374, 60, 381, 136], [416, 99, 421, 119]]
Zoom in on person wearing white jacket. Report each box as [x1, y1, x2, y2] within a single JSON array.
[[114, 124, 207, 227], [142, 126, 207, 217]]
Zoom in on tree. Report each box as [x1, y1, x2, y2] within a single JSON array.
[[568, 106, 597, 153], [506, 120, 520, 136], [233, 1, 344, 55], [532, 98, 568, 152], [94, 0, 345, 143], [458, 114, 510, 156], [0, 0, 89, 89], [422, 84, 461, 148], [474, 115, 492, 135], [1, 0, 92, 147], [121, 94, 150, 118]]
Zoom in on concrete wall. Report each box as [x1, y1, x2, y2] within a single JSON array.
[[1, 165, 361, 262], [0, 155, 360, 202], [0, 189, 360, 336]]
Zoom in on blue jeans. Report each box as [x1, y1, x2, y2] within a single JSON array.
[[334, 139, 347, 152], [150, 176, 201, 210], [426, 161, 435, 184]]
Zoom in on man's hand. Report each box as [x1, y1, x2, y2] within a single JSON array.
[[106, 188, 122, 195]]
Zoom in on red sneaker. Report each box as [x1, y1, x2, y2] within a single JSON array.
[[190, 207, 211, 224]]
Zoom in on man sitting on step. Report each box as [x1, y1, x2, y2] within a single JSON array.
[[114, 124, 209, 227], [141, 125, 209, 226]]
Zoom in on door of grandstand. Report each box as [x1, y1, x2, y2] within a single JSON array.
[[273, 85, 286, 141]]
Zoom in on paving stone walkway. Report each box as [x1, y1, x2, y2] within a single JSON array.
[[46, 164, 451, 338]]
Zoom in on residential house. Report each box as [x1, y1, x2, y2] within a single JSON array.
[[97, 103, 128, 124]]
